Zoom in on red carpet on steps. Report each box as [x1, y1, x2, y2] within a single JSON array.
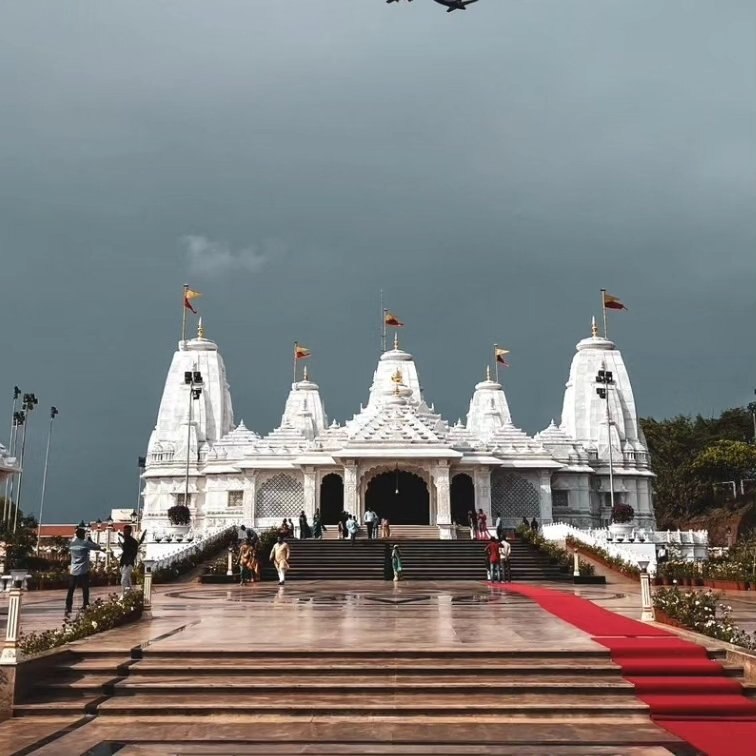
[[498, 583, 756, 755]]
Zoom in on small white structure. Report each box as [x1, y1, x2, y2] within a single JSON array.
[[141, 319, 657, 538]]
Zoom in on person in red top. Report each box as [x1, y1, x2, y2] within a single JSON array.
[[485, 537, 502, 582], [477, 509, 488, 540]]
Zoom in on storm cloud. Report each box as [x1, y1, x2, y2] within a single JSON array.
[[0, 0, 754, 522]]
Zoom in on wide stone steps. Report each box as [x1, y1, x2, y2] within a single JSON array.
[[15, 693, 650, 718], [261, 539, 568, 581]]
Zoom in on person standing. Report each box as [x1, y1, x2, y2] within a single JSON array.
[[346, 514, 358, 543], [467, 511, 477, 540], [298, 511, 310, 539], [238, 540, 254, 585], [521, 517, 530, 530], [270, 535, 291, 585], [485, 537, 502, 582], [495, 512, 503, 541], [65, 527, 102, 615], [312, 509, 325, 539], [364, 508, 375, 540], [381, 517, 391, 540], [477, 509, 488, 540], [391, 544, 403, 582], [118, 524, 146, 594], [530, 517, 539, 533], [499, 537, 512, 582]]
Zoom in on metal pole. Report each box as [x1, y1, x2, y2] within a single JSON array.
[[380, 291, 386, 354], [35, 410, 57, 553], [493, 344, 499, 384], [13, 423, 29, 533], [600, 288, 608, 339], [2, 389, 20, 524], [293, 343, 298, 384], [184, 377, 193, 511], [181, 283, 188, 346], [605, 384, 615, 513], [135, 460, 143, 528]]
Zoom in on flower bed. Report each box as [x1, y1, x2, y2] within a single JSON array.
[[564, 536, 640, 580], [18, 591, 144, 656], [653, 586, 754, 650], [517, 526, 595, 577]]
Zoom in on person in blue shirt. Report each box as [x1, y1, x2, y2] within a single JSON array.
[[65, 527, 102, 615]]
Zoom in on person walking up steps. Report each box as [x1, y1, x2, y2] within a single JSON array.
[[270, 534, 290, 585], [485, 536, 502, 583], [499, 536, 512, 582], [364, 508, 375, 540]]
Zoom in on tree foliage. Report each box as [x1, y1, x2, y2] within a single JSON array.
[[641, 407, 756, 528]]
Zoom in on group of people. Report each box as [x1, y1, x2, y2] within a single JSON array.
[[521, 516, 540, 532], [485, 535, 512, 583], [336, 510, 391, 541], [467, 509, 490, 540], [65, 523, 146, 615]]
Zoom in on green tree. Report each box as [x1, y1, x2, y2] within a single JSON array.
[[641, 407, 756, 528], [691, 440, 756, 482]]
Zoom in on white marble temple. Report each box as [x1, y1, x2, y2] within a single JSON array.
[[141, 319, 656, 538]]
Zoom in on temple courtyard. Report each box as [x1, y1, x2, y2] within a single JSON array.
[[4, 579, 755, 754]]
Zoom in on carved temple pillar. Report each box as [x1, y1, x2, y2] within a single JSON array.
[[474, 468, 492, 521], [432, 463, 452, 539], [244, 476, 256, 527], [343, 462, 359, 518], [303, 468, 317, 521], [538, 469, 553, 524]]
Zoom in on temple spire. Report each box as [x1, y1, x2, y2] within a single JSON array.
[[394, 331, 399, 350], [197, 317, 206, 339], [591, 316, 598, 338], [303, 365, 309, 381], [486, 364, 491, 381]]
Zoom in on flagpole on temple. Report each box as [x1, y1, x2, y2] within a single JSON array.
[[493, 343, 499, 383], [600, 288, 608, 339], [380, 291, 387, 354], [293, 342, 298, 384], [181, 283, 189, 346]]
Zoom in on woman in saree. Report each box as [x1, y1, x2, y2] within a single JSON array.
[[391, 544, 403, 582], [238, 541, 253, 585], [312, 509, 325, 539]]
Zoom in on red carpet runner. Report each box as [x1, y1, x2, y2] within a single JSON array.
[[498, 583, 756, 755]]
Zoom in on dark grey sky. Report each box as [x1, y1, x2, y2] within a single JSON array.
[[1, 1, 754, 523]]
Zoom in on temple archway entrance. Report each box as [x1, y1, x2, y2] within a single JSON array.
[[451, 473, 475, 526], [320, 473, 344, 524], [365, 469, 430, 525]]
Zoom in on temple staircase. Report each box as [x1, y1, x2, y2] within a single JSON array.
[[261, 536, 568, 582], [13, 646, 749, 752]]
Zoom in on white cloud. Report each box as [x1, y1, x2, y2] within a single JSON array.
[[181, 235, 285, 277]]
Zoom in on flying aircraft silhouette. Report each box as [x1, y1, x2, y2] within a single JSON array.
[[434, 0, 479, 11]]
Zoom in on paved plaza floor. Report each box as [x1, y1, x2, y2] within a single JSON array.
[[0, 580, 699, 755]]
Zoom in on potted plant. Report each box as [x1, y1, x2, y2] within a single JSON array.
[[166, 503, 191, 537], [608, 503, 635, 539]]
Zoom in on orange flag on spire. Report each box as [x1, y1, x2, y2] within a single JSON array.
[[295, 344, 311, 360], [602, 292, 627, 311], [384, 311, 404, 327]]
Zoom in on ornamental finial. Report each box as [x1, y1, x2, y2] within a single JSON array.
[[591, 316, 598, 338], [486, 364, 491, 381], [393, 331, 399, 350], [303, 365, 309, 381], [391, 369, 403, 385], [197, 317, 206, 339]]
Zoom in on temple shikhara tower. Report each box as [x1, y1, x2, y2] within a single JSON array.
[[142, 319, 655, 536]]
